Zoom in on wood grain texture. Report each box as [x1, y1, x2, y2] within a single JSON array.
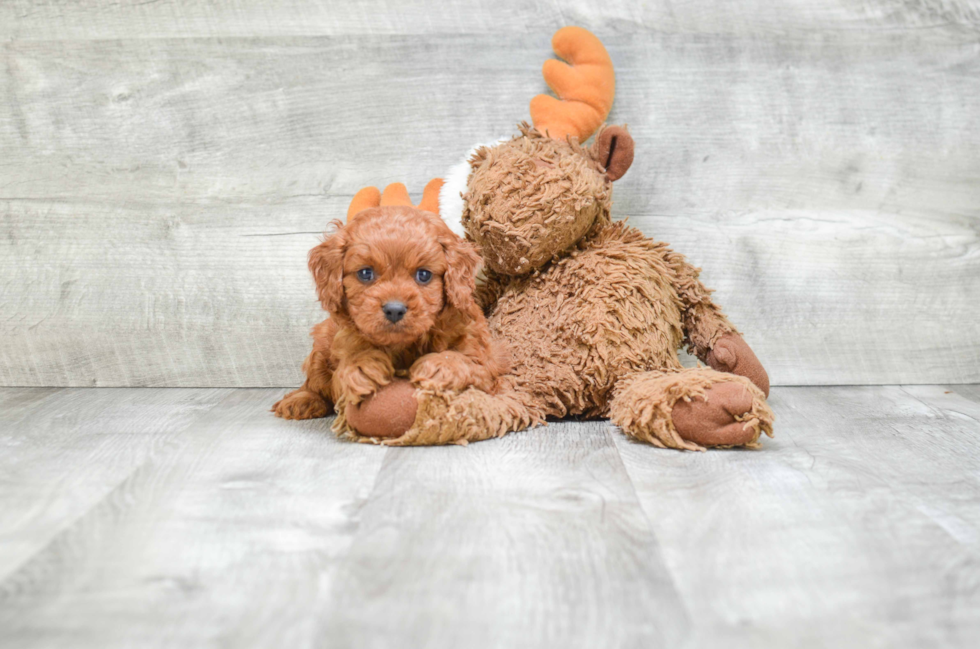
[[2, 8, 979, 387], [0, 200, 327, 387], [1, 1, 978, 39], [316, 420, 689, 649], [0, 387, 228, 581], [2, 386, 980, 647], [614, 385, 980, 648], [946, 383, 980, 403], [0, 388, 387, 648]]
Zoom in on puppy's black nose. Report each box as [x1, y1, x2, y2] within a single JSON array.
[[382, 301, 407, 323]]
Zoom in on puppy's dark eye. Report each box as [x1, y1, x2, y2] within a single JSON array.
[[415, 269, 433, 285], [356, 267, 374, 283]]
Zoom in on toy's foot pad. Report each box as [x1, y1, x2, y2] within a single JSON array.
[[672, 382, 758, 447], [345, 379, 419, 438]]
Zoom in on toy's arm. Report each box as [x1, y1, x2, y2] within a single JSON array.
[[668, 251, 770, 397], [667, 250, 737, 359]]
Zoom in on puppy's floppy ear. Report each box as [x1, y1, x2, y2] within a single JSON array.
[[591, 125, 634, 182], [309, 220, 347, 315], [441, 235, 482, 317]]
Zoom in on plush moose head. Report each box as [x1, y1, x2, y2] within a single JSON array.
[[453, 27, 635, 276]]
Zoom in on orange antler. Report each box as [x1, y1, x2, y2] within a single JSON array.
[[346, 186, 381, 220], [416, 178, 443, 214], [346, 179, 443, 220], [529, 27, 615, 142]]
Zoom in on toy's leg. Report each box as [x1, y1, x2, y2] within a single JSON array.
[[338, 379, 540, 446], [609, 367, 773, 451]]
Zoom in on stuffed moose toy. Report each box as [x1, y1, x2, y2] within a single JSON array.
[[282, 27, 774, 451]]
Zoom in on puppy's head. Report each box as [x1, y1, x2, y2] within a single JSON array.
[[309, 205, 481, 347]]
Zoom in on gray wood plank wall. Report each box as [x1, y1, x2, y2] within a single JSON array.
[[1, 2, 979, 387]]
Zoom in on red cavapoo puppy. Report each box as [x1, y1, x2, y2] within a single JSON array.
[[273, 205, 509, 422]]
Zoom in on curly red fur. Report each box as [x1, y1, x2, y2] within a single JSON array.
[[273, 205, 509, 421]]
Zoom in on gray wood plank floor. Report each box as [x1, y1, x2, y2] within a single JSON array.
[[1, 386, 978, 648]]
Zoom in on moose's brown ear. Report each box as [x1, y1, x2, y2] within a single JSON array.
[[592, 125, 634, 182]]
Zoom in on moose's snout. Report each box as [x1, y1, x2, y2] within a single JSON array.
[[382, 301, 407, 323]]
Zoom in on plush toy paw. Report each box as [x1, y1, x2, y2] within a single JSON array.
[[272, 389, 332, 420], [706, 333, 770, 398], [348, 381, 537, 446], [345, 379, 419, 439], [610, 368, 773, 451], [672, 382, 761, 448]]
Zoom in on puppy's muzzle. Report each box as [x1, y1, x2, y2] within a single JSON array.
[[382, 301, 408, 323]]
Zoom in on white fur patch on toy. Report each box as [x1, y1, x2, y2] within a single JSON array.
[[439, 138, 508, 237]]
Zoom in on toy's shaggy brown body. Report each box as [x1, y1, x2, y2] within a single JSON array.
[[481, 221, 728, 417], [478, 217, 772, 450]]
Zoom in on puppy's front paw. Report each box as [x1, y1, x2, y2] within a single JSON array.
[[337, 362, 392, 406], [410, 352, 480, 392], [273, 390, 332, 420]]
